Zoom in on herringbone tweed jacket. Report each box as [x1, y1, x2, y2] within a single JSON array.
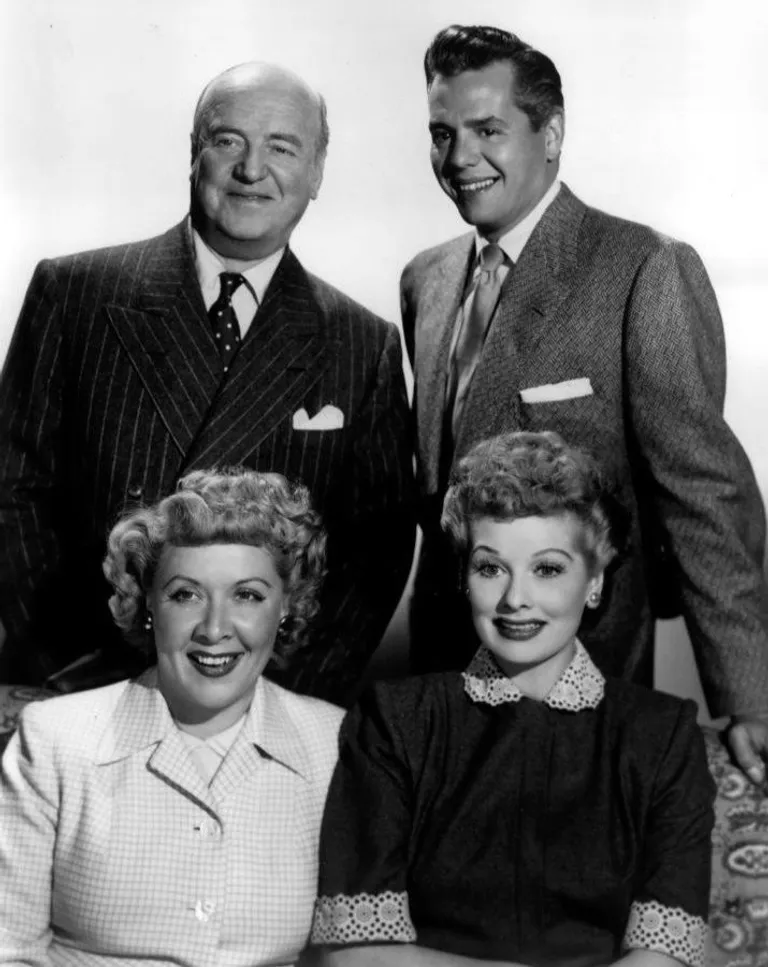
[[402, 183, 768, 717], [0, 221, 415, 704]]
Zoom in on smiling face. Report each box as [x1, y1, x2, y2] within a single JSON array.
[[428, 61, 563, 241], [466, 514, 603, 695], [147, 543, 286, 736], [190, 66, 324, 262]]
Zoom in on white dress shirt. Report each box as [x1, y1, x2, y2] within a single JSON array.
[[190, 222, 284, 340], [179, 714, 246, 785]]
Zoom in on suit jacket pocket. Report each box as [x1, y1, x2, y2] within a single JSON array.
[[286, 428, 348, 504], [520, 394, 619, 450]]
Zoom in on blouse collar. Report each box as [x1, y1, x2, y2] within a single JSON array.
[[462, 639, 605, 711]]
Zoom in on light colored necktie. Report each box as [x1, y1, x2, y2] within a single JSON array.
[[450, 243, 506, 439]]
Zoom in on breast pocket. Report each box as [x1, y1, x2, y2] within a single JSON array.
[[520, 393, 621, 455], [286, 427, 349, 502]]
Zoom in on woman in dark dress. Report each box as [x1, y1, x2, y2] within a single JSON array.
[[310, 431, 715, 967]]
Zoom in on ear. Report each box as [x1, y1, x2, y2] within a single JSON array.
[[190, 132, 199, 170], [309, 153, 325, 201], [586, 570, 604, 604], [543, 110, 564, 164]]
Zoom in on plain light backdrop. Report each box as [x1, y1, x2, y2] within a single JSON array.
[[1, 0, 766, 717]]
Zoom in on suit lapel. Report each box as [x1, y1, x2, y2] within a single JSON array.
[[95, 671, 216, 813], [105, 222, 221, 456], [455, 184, 587, 457], [210, 677, 309, 804], [417, 236, 475, 493], [180, 249, 334, 471]]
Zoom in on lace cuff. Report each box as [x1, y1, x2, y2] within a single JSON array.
[[311, 890, 417, 945], [623, 899, 707, 967]]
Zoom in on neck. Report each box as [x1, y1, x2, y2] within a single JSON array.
[[190, 211, 287, 269], [480, 171, 558, 243], [495, 637, 576, 700]]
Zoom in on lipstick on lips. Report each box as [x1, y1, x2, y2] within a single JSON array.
[[492, 618, 546, 642], [187, 651, 243, 678]]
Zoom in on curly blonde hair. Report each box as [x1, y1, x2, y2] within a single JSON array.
[[102, 468, 326, 661], [441, 431, 623, 575]]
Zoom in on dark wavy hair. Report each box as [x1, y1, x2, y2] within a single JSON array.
[[103, 468, 326, 662], [441, 431, 623, 575], [424, 24, 563, 132]]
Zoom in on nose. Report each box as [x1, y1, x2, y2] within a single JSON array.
[[447, 132, 479, 170], [498, 575, 530, 613], [196, 598, 233, 644], [234, 142, 265, 182]]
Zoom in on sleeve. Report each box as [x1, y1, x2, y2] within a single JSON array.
[[0, 703, 59, 965], [622, 701, 715, 967], [0, 259, 66, 650], [625, 240, 768, 716], [279, 323, 416, 706], [311, 688, 418, 947]]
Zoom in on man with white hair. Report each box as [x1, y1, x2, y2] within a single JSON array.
[[0, 62, 414, 705]]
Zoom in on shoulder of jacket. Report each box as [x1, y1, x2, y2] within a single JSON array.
[[402, 233, 473, 278], [18, 679, 131, 746], [303, 269, 394, 334]]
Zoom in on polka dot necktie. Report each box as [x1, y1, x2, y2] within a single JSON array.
[[209, 272, 244, 373]]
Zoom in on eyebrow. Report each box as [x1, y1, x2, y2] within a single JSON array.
[[467, 115, 508, 129], [471, 544, 499, 555], [162, 575, 274, 590], [267, 131, 304, 149], [204, 125, 303, 150], [470, 545, 575, 560], [535, 547, 574, 560]]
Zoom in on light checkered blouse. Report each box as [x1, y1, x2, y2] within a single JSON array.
[[0, 669, 343, 966]]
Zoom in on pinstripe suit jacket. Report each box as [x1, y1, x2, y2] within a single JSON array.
[[401, 183, 768, 717], [0, 221, 415, 703], [0, 672, 343, 966]]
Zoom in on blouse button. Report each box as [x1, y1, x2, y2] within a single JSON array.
[[194, 899, 216, 921], [127, 484, 143, 499]]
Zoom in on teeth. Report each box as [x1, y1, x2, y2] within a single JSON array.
[[456, 179, 496, 194], [191, 654, 236, 667]]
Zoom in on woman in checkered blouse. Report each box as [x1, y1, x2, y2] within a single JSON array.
[[0, 468, 343, 966]]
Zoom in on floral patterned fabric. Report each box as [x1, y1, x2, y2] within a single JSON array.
[[705, 728, 768, 966]]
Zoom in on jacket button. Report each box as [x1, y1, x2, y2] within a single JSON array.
[[127, 485, 143, 499]]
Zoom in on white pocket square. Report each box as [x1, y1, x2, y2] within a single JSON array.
[[292, 404, 345, 431], [520, 378, 594, 404]]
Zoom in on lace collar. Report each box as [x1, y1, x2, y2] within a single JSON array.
[[462, 639, 605, 711]]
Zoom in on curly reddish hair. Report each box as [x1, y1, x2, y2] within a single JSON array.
[[441, 431, 622, 575]]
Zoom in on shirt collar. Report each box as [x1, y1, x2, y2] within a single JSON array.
[[462, 638, 605, 711], [189, 218, 285, 305], [240, 675, 313, 780], [97, 670, 312, 778], [179, 713, 246, 758], [476, 179, 560, 265]]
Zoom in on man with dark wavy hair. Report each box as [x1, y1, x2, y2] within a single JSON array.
[[402, 23, 768, 778]]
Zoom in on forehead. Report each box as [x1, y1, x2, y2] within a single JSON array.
[[202, 78, 319, 141], [470, 513, 586, 558], [428, 61, 520, 121], [155, 542, 281, 585]]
